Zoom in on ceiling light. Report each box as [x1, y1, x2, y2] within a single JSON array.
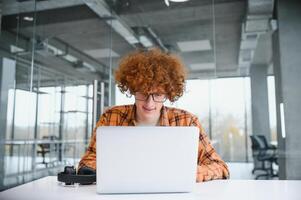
[[190, 63, 216, 71], [164, 0, 189, 6], [23, 16, 33, 21], [169, 0, 190, 2], [84, 48, 119, 58], [46, 43, 64, 56], [85, 0, 139, 45], [164, 0, 170, 6], [110, 20, 139, 44], [10, 45, 24, 53], [139, 35, 153, 48], [177, 40, 211, 52], [83, 62, 96, 72], [63, 54, 78, 63]]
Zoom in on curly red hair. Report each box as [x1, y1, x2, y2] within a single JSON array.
[[115, 48, 187, 102]]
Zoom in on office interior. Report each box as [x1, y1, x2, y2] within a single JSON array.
[[0, 0, 300, 192]]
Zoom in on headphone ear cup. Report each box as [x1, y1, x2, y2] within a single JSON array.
[[77, 167, 96, 185], [64, 166, 76, 175], [78, 166, 96, 175], [58, 166, 77, 185]]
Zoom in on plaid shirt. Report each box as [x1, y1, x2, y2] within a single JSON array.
[[78, 104, 229, 182]]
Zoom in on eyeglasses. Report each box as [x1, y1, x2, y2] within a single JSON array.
[[135, 92, 167, 103]]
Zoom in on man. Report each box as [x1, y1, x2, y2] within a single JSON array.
[[78, 48, 229, 182]]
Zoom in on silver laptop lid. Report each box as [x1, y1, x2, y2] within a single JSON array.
[[96, 126, 199, 194]]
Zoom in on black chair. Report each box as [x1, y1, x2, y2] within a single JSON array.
[[257, 135, 277, 152], [37, 136, 59, 167], [250, 135, 278, 179]]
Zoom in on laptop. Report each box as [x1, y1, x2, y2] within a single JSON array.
[[96, 126, 199, 194]]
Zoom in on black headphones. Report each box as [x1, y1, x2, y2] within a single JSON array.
[[57, 166, 96, 185]]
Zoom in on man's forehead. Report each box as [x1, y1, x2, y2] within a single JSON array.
[[138, 87, 165, 94]]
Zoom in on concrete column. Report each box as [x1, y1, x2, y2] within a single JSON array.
[[273, 0, 301, 180], [0, 2, 2, 33], [250, 64, 271, 141], [272, 30, 286, 179], [0, 57, 16, 190]]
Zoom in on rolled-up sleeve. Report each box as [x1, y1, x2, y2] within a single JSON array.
[[78, 114, 107, 171]]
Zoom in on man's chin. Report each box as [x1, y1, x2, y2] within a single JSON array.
[[142, 110, 156, 116]]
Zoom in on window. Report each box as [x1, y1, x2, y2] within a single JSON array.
[[115, 77, 252, 162]]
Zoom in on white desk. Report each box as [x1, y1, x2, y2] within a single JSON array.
[[0, 176, 300, 200]]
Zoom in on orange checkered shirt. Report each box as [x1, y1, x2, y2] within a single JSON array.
[[78, 104, 229, 182]]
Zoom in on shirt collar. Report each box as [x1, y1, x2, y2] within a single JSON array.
[[159, 106, 170, 126], [128, 104, 137, 126]]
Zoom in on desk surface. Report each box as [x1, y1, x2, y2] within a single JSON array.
[[1, 176, 300, 200]]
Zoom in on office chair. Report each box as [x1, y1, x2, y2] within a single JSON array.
[[37, 135, 59, 167], [250, 135, 278, 179], [257, 135, 277, 152]]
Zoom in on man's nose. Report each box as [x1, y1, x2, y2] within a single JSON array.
[[145, 94, 155, 103]]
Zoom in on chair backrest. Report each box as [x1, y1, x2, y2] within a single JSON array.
[[42, 135, 58, 140], [250, 135, 268, 159], [39, 135, 59, 149], [256, 135, 269, 148], [250, 135, 260, 150]]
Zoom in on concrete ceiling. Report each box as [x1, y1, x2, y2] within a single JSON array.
[[1, 0, 274, 83]]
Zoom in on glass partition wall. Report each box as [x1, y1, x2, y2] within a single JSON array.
[[0, 0, 113, 190]]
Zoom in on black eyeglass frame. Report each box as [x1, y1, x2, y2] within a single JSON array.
[[133, 93, 167, 103]]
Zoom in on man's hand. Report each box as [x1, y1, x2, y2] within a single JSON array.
[[196, 165, 221, 182]]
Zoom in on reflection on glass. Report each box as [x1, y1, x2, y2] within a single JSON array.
[[267, 76, 277, 142]]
